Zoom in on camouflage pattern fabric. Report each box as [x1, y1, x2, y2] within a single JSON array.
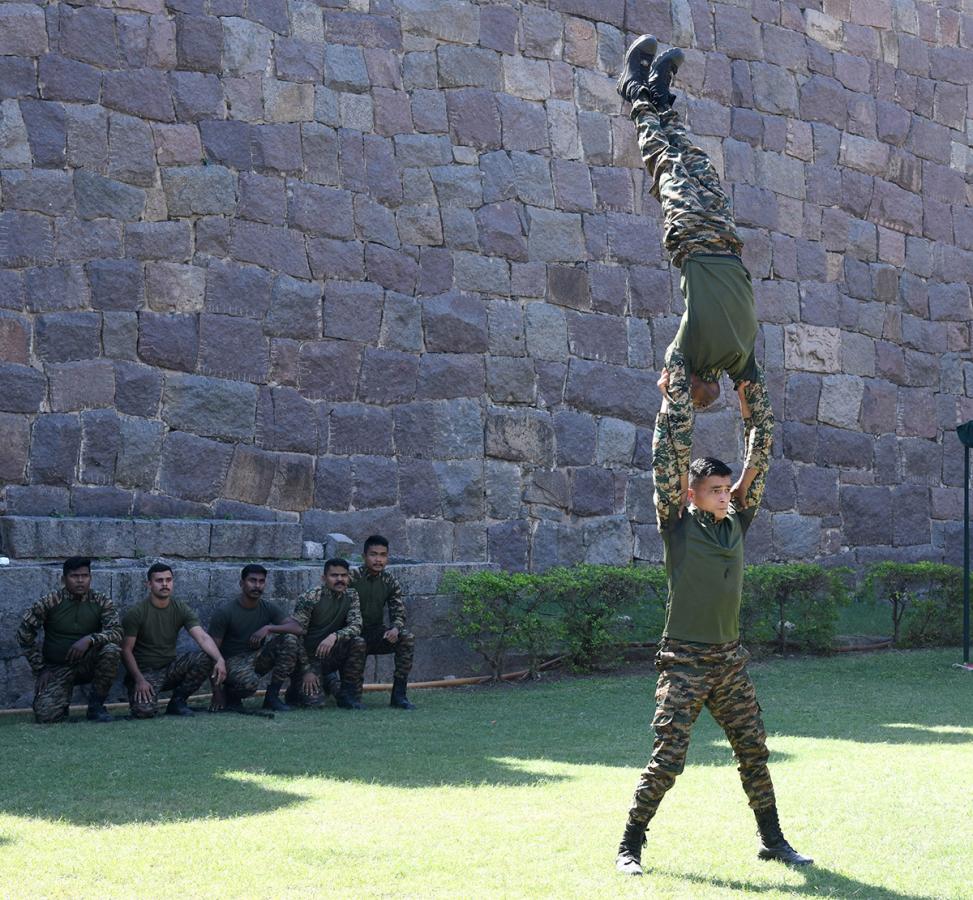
[[223, 633, 302, 697], [125, 651, 212, 718], [630, 98, 743, 267], [32, 643, 121, 724], [349, 567, 408, 630], [628, 639, 776, 826], [362, 624, 415, 681], [653, 349, 774, 530], [17, 589, 122, 675], [300, 635, 367, 697]]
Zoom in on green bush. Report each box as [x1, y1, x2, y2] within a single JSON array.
[[442, 570, 559, 680], [741, 564, 848, 653], [863, 562, 963, 647], [536, 564, 668, 672], [444, 564, 667, 677]]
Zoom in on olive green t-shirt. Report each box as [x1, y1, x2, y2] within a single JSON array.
[[208, 598, 285, 659], [674, 255, 759, 383], [41, 593, 110, 666], [661, 505, 757, 644], [123, 598, 201, 671]]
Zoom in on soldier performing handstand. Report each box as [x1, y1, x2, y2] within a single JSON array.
[[619, 34, 771, 514], [613, 36, 812, 875]]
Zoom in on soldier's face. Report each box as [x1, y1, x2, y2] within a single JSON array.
[[364, 545, 389, 574], [63, 567, 91, 597], [688, 476, 732, 519], [241, 574, 266, 600], [323, 566, 349, 593], [148, 571, 174, 600]]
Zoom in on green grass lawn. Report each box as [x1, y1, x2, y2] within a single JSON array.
[[0, 648, 970, 899]]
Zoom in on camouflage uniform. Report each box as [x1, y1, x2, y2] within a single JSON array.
[[126, 653, 213, 719], [625, 385, 777, 826], [349, 567, 416, 688], [631, 99, 742, 266], [16, 589, 122, 724], [290, 587, 367, 697], [628, 640, 775, 825], [224, 634, 302, 697]]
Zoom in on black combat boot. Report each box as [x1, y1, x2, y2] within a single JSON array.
[[262, 680, 291, 712], [390, 676, 416, 710], [616, 34, 657, 102], [755, 806, 813, 866], [86, 692, 113, 723], [645, 47, 685, 112], [321, 671, 341, 697], [222, 687, 247, 713], [335, 683, 365, 710], [165, 694, 195, 717], [615, 821, 648, 875]]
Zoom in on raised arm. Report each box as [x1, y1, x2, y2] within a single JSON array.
[[653, 350, 695, 529], [732, 365, 774, 510]]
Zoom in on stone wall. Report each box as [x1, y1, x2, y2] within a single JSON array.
[[0, 0, 971, 571]]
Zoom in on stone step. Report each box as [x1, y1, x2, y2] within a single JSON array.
[[0, 515, 305, 561]]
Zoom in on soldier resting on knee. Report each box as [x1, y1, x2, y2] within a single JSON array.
[[17, 557, 122, 724]]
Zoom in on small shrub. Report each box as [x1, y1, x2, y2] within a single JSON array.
[[537, 564, 667, 672], [864, 562, 963, 647], [741, 564, 848, 653], [443, 570, 559, 680]]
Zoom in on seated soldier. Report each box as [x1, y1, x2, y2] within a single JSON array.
[[121, 562, 226, 718], [16, 557, 122, 724], [281, 558, 367, 711], [350, 535, 417, 710], [207, 564, 303, 713]]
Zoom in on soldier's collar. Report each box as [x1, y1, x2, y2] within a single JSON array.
[[688, 505, 719, 526]]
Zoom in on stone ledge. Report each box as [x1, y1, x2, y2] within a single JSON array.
[[0, 516, 305, 561]]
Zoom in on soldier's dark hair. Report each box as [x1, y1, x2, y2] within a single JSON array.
[[146, 562, 174, 580], [241, 563, 268, 580], [63, 557, 92, 577], [363, 534, 389, 552], [324, 557, 351, 573], [688, 457, 732, 487]]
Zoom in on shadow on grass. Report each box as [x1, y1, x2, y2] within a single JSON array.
[[655, 866, 930, 900]]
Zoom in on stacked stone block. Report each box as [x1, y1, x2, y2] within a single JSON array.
[[0, 0, 970, 571]]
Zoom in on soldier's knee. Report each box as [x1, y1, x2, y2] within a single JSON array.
[[277, 633, 298, 650], [100, 643, 121, 660]]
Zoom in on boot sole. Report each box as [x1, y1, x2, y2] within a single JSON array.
[[758, 849, 814, 866], [616, 34, 657, 97]]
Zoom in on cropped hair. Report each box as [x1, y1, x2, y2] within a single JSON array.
[[241, 563, 268, 580], [146, 562, 174, 580], [688, 457, 732, 487], [62, 557, 92, 577], [363, 534, 389, 552], [324, 557, 351, 574]]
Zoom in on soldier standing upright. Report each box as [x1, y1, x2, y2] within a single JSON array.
[[16, 557, 121, 723]]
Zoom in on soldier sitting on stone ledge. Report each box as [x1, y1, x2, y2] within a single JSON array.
[[617, 34, 774, 518], [121, 562, 226, 718], [350, 535, 417, 710], [16, 557, 122, 724], [207, 563, 303, 714]]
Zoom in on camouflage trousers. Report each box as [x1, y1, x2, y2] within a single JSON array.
[[224, 634, 302, 696], [631, 99, 743, 266], [627, 639, 776, 826], [300, 635, 367, 696], [363, 624, 415, 680], [126, 651, 212, 718], [33, 643, 121, 724]]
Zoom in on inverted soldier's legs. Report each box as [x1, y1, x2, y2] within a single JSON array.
[[33, 666, 76, 724], [627, 659, 709, 826], [631, 99, 742, 263], [706, 650, 776, 812]]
